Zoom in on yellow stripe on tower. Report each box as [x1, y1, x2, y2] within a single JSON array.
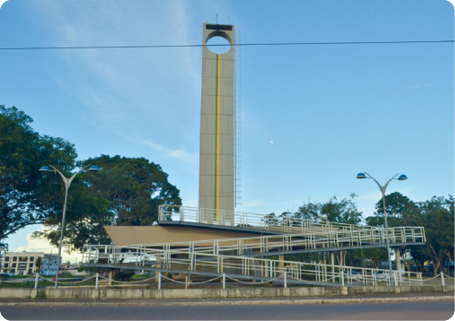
[[216, 55, 221, 217]]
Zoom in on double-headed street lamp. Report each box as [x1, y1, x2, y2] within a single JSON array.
[[39, 164, 100, 289], [357, 172, 407, 277]]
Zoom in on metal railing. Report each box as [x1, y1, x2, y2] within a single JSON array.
[[82, 244, 423, 287], [158, 205, 392, 234], [109, 226, 425, 257], [79, 206, 427, 288]]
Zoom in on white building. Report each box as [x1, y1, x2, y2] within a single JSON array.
[[1, 252, 42, 276], [1, 252, 61, 276]]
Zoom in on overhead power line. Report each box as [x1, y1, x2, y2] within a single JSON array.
[[0, 40, 453, 51]]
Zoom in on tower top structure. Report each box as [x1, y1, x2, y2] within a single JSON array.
[[199, 23, 236, 224]]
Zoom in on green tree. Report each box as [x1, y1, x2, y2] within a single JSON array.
[[365, 192, 421, 270], [0, 106, 77, 241], [83, 155, 182, 226], [263, 212, 279, 225], [35, 155, 182, 251], [34, 178, 110, 252], [294, 194, 363, 265], [362, 248, 388, 269], [293, 201, 320, 221], [294, 194, 362, 225], [365, 192, 415, 228], [34, 257, 42, 273], [402, 196, 454, 276], [408, 246, 429, 272]]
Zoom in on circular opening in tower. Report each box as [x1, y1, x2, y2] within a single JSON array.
[[206, 36, 231, 54]]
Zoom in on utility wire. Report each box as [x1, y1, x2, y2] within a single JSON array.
[[0, 40, 453, 51]]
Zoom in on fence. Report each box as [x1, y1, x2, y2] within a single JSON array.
[[0, 274, 98, 289], [421, 272, 454, 287], [1, 268, 433, 291]]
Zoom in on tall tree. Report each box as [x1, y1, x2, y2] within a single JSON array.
[[33, 176, 111, 252], [365, 192, 416, 269], [294, 194, 362, 225], [402, 196, 454, 276], [362, 248, 388, 269], [35, 155, 182, 251], [365, 192, 415, 228], [83, 155, 182, 226], [408, 246, 429, 272], [0, 105, 77, 241], [294, 194, 363, 265]]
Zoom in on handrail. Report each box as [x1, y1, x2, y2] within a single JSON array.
[[82, 205, 426, 288], [98, 226, 425, 256], [82, 244, 423, 287], [159, 205, 384, 234]]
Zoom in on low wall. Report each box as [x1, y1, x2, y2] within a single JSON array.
[[0, 285, 452, 300]]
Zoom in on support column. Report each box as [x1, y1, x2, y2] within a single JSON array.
[[323, 252, 327, 282], [34, 272, 39, 289], [108, 270, 112, 287], [331, 252, 335, 283], [395, 248, 402, 272], [395, 248, 401, 286], [278, 255, 285, 270]]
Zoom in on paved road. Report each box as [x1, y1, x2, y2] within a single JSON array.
[[1, 301, 454, 320]]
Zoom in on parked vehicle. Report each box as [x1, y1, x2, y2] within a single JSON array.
[[345, 270, 362, 280], [375, 271, 392, 280]]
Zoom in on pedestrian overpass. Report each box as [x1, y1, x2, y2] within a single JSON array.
[[82, 205, 426, 288]]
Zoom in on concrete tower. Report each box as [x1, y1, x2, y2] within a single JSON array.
[[199, 23, 235, 222]]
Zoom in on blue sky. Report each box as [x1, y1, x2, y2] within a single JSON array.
[[0, 0, 453, 262]]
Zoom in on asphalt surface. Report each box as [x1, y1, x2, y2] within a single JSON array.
[[1, 300, 454, 320]]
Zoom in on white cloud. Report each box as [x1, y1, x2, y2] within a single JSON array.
[[12, 228, 82, 264], [136, 135, 197, 163], [31, 0, 200, 114], [403, 84, 431, 89], [29, 0, 204, 139]]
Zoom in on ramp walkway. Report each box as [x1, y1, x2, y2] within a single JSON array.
[[83, 206, 426, 288], [158, 205, 377, 235]]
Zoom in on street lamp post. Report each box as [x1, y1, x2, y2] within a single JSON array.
[[39, 164, 100, 289], [356, 172, 407, 280]]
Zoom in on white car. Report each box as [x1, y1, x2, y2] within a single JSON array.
[[345, 270, 362, 280], [375, 271, 392, 280]]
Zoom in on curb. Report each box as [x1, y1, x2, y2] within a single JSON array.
[[0, 296, 453, 307]]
